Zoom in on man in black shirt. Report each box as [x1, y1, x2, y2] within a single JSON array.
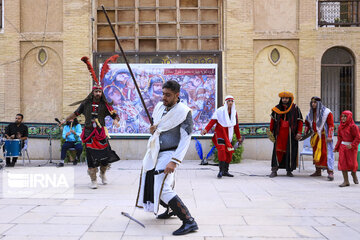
[[4, 114, 28, 167]]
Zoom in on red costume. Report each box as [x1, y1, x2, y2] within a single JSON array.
[[269, 91, 303, 177], [205, 116, 241, 163], [204, 95, 241, 178], [335, 111, 360, 172]]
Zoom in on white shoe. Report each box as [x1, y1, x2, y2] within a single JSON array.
[[100, 173, 107, 185], [90, 180, 98, 189]]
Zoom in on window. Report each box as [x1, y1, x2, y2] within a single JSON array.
[[269, 48, 280, 65], [318, 0, 360, 27], [96, 0, 222, 52], [321, 47, 355, 121]]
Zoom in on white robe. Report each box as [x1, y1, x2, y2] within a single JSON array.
[[211, 100, 237, 140], [136, 102, 192, 214]]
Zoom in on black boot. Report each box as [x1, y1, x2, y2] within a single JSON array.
[[217, 161, 223, 178], [157, 200, 175, 219], [5, 158, 12, 167], [269, 167, 277, 178], [168, 195, 198, 235], [222, 162, 234, 177]]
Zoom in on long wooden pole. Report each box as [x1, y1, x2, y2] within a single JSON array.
[[101, 5, 153, 125]]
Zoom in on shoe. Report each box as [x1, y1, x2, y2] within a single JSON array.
[[100, 165, 108, 185], [223, 162, 233, 177], [310, 169, 322, 177], [172, 219, 198, 235], [167, 195, 198, 235], [90, 181, 98, 189], [269, 171, 277, 178], [217, 161, 224, 178], [57, 163, 64, 167], [339, 182, 350, 187], [286, 171, 294, 177], [351, 172, 359, 184], [88, 168, 98, 189], [222, 172, 234, 177], [157, 209, 175, 219], [327, 173, 334, 181], [100, 173, 107, 185], [340, 171, 350, 187]]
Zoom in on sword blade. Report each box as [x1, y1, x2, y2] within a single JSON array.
[[121, 212, 145, 228]]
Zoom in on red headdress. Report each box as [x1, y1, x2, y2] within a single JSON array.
[[81, 56, 101, 90], [79, 56, 120, 115], [81, 55, 119, 90], [339, 110, 355, 129], [100, 55, 119, 86]]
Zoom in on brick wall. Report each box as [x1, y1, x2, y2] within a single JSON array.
[[0, 0, 91, 122], [225, 0, 360, 122], [1, 0, 359, 124]]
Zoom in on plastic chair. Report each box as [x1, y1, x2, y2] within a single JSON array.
[[299, 137, 313, 172], [22, 139, 30, 166]]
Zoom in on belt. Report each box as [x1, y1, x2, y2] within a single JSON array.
[[159, 147, 177, 152], [341, 141, 352, 146]]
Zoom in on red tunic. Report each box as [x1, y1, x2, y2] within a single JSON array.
[[335, 124, 360, 172], [305, 112, 334, 168], [205, 113, 241, 163], [270, 117, 303, 163]]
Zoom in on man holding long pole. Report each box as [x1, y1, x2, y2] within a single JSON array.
[[101, 6, 197, 234], [135, 81, 198, 236]]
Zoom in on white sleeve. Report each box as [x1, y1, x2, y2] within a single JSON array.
[[170, 127, 191, 165]]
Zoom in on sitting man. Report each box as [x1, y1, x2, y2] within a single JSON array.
[[4, 114, 28, 167], [58, 118, 83, 167]]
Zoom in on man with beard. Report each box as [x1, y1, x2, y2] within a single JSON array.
[[304, 97, 335, 180], [3, 114, 28, 167], [269, 92, 303, 177], [136, 80, 198, 236], [61, 56, 120, 189], [201, 96, 242, 178]]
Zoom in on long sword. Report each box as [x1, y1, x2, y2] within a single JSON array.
[[121, 212, 145, 228], [101, 5, 153, 125]]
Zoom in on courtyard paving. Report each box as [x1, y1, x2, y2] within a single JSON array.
[[0, 159, 359, 240]]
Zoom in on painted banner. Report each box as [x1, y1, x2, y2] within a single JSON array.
[[100, 64, 217, 135]]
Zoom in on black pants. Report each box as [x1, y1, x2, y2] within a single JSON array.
[[3, 145, 20, 165], [61, 141, 83, 160]]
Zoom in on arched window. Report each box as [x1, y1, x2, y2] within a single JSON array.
[[321, 47, 355, 121]]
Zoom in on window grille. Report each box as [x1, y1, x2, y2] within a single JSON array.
[[318, 0, 360, 27]]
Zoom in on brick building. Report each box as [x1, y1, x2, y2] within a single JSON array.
[[0, 0, 359, 159]]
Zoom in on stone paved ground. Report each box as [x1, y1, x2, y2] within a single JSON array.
[[0, 159, 360, 240]]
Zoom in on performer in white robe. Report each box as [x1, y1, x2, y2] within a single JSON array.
[[135, 80, 198, 236]]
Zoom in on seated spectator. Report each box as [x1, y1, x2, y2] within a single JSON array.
[[58, 118, 82, 167]]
